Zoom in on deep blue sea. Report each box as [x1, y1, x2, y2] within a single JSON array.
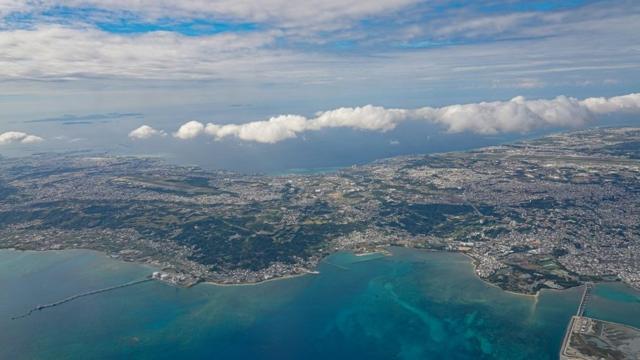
[[1, 248, 639, 359]]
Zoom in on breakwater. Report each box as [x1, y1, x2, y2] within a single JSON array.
[[11, 277, 153, 320]]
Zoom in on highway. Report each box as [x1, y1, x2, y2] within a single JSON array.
[[576, 282, 593, 316]]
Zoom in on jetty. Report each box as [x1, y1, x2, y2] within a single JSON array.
[[11, 277, 153, 320]]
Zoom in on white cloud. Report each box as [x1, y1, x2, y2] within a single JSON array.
[[21, 134, 44, 144], [0, 0, 31, 18], [418, 95, 588, 134], [417, 93, 640, 134], [174, 120, 205, 140], [308, 105, 408, 131], [0, 0, 635, 98], [161, 92, 640, 143], [0, 3, 638, 89], [432, 12, 539, 40], [581, 93, 640, 114], [20, 0, 418, 30], [0, 25, 282, 80], [0, 131, 44, 144], [128, 125, 166, 140], [204, 115, 307, 143], [195, 106, 406, 143]]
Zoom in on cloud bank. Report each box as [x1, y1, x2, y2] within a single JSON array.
[[140, 93, 639, 144], [426, 93, 640, 134], [0, 131, 44, 145], [5, 0, 419, 30], [0, 26, 281, 80], [0, 1, 637, 87]]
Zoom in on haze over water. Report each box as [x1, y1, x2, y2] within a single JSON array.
[[2, 248, 639, 359]]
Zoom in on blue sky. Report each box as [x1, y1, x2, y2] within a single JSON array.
[[0, 0, 639, 170]]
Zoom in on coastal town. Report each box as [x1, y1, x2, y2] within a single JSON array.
[[0, 127, 639, 294]]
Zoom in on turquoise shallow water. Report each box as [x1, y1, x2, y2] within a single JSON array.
[[1, 248, 639, 360]]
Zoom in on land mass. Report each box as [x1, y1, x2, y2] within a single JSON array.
[[1, 127, 639, 294], [561, 316, 640, 359]]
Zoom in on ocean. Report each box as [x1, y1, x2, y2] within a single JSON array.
[[1, 247, 639, 359]]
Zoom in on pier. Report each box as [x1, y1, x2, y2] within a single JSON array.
[[12, 277, 153, 320]]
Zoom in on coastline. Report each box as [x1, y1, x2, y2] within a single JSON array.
[[457, 252, 540, 299], [0, 245, 610, 298], [2, 243, 606, 360], [202, 270, 320, 287]]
